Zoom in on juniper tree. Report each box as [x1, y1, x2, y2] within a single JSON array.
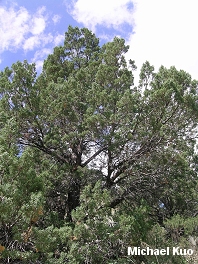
[[1, 26, 198, 263]]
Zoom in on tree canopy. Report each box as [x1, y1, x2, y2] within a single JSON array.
[[0, 26, 198, 263]]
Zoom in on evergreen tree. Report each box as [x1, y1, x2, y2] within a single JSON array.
[[0, 26, 198, 263]]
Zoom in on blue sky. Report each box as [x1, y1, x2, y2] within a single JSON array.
[[0, 0, 198, 84]]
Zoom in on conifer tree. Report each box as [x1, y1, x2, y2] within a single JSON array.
[[1, 26, 198, 263]]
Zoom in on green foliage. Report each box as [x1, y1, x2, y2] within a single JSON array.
[[0, 26, 198, 263], [68, 183, 153, 263]]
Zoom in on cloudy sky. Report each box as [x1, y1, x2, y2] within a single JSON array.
[[0, 0, 198, 83]]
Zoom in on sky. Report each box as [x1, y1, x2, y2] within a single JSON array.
[[0, 0, 198, 85]]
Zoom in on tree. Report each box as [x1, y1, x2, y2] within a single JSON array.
[[0, 26, 198, 263]]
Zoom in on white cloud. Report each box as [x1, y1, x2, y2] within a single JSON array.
[[0, 6, 30, 52], [66, 0, 135, 32], [36, 5, 46, 16], [53, 34, 64, 46], [23, 33, 53, 51], [68, 0, 198, 83], [0, 5, 48, 53], [23, 36, 40, 51], [30, 6, 46, 35], [30, 33, 64, 72], [33, 48, 52, 61], [127, 0, 198, 82], [34, 60, 44, 73], [32, 48, 52, 72], [52, 14, 61, 24], [30, 17, 46, 35]]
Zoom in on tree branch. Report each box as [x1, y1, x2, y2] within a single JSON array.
[[81, 146, 107, 167]]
